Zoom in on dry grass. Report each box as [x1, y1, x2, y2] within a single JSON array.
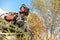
[[27, 13, 43, 40]]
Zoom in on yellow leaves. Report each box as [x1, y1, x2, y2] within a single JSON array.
[[50, 0, 59, 11], [50, 0, 60, 26], [27, 13, 43, 35], [51, 0, 58, 4]]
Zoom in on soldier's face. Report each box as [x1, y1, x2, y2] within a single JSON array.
[[20, 7, 25, 12]]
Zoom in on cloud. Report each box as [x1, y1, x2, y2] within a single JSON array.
[[0, 8, 7, 19], [0, 8, 7, 15]]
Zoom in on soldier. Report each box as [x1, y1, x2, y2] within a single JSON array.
[[4, 4, 29, 32], [16, 4, 29, 31]]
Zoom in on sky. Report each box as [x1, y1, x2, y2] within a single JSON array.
[[0, 0, 31, 12]]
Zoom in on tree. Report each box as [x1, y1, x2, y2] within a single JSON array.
[[31, 0, 60, 40]]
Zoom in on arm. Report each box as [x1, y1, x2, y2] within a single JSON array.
[[4, 15, 14, 21]]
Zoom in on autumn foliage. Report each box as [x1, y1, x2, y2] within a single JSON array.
[[27, 13, 43, 40]]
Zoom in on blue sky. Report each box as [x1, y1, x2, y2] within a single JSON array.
[[0, 0, 31, 12]]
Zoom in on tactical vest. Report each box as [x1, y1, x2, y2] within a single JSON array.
[[11, 13, 27, 31]]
